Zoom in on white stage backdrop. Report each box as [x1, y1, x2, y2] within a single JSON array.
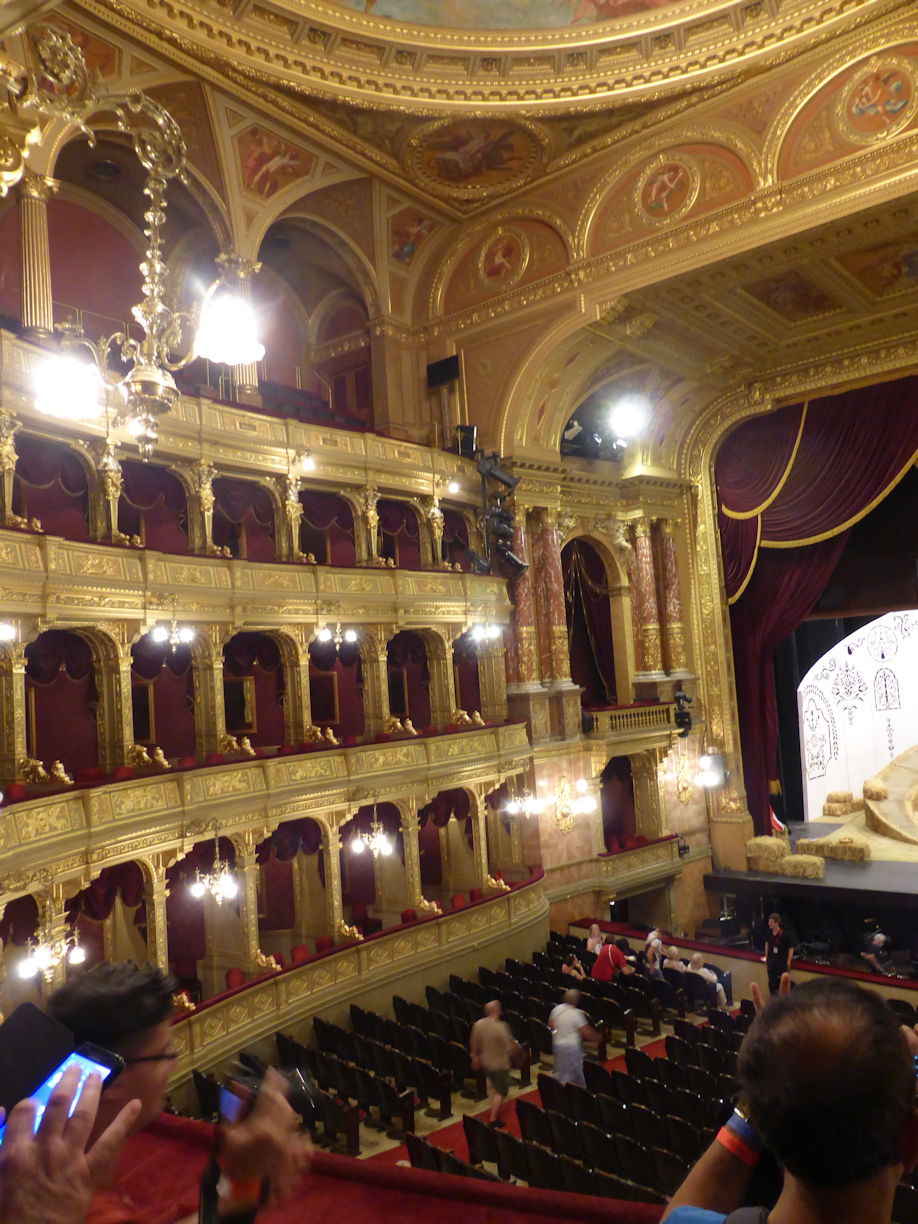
[[797, 610, 918, 821]]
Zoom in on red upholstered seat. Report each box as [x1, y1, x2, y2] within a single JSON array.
[[204, 752, 225, 766], [468, 887, 482, 902], [291, 944, 311, 964], [75, 767, 106, 785], [314, 935, 335, 954], [278, 744, 297, 756], [112, 765, 135, 781], [451, 894, 467, 910], [400, 908, 418, 924], [225, 967, 245, 990], [2, 782, 26, 802], [177, 756, 198, 770]]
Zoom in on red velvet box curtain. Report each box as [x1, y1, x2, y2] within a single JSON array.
[[213, 478, 276, 562], [131, 638, 196, 759], [13, 434, 90, 541], [118, 460, 189, 555], [562, 540, 616, 707], [299, 491, 357, 566], [452, 632, 482, 715], [716, 376, 918, 831], [308, 638, 364, 737], [25, 630, 98, 777], [223, 633, 286, 747], [442, 510, 470, 570], [378, 499, 421, 569], [387, 630, 431, 727]]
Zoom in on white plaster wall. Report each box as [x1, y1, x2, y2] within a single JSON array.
[[797, 610, 918, 819]]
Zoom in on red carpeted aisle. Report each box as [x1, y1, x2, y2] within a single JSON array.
[[102, 1114, 662, 1224], [367, 1039, 668, 1167]]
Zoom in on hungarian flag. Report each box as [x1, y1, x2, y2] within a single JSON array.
[[771, 807, 787, 835]]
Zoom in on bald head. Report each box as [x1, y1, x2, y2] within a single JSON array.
[[738, 979, 914, 1187], [563, 988, 580, 1007], [484, 999, 501, 1019]]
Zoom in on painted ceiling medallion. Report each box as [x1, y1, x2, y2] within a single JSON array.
[[835, 57, 917, 145], [327, 0, 680, 29], [479, 225, 530, 288], [634, 153, 699, 225], [404, 119, 546, 202]]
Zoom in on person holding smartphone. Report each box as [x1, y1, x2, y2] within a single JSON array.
[[46, 963, 310, 1224], [0, 1063, 141, 1224]]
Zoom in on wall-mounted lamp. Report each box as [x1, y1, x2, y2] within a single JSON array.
[[470, 623, 501, 643], [695, 751, 727, 788], [317, 622, 358, 648], [554, 776, 597, 835]]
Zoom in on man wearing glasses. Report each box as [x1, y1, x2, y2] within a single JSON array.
[[46, 963, 308, 1223]]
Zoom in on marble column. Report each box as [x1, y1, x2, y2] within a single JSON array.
[[141, 857, 171, 974], [94, 633, 135, 771], [656, 518, 687, 674], [192, 630, 227, 756], [18, 172, 56, 339], [476, 637, 509, 723], [505, 518, 536, 685], [221, 255, 261, 405], [534, 508, 570, 682], [630, 519, 664, 675], [359, 630, 391, 734], [400, 801, 423, 906], [0, 642, 27, 784], [322, 825, 345, 938], [426, 631, 456, 727], [279, 629, 311, 743]]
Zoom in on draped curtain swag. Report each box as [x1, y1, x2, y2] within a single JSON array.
[[562, 540, 616, 706], [715, 377, 918, 832]]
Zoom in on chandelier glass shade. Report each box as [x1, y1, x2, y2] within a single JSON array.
[[188, 832, 239, 904], [18, 928, 86, 982], [504, 788, 543, 818], [351, 797, 393, 857]]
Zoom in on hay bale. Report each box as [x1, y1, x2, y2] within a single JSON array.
[[797, 836, 870, 863], [863, 778, 889, 801], [746, 836, 785, 862], [777, 854, 825, 879], [826, 789, 853, 804], [822, 797, 864, 817]]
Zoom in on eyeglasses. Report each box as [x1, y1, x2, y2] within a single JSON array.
[[123, 1048, 180, 1064]]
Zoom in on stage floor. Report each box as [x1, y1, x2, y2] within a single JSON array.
[[706, 811, 918, 909]]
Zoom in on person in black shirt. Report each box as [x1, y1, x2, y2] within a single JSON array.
[[765, 912, 794, 995]]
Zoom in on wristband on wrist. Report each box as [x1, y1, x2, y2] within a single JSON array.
[[716, 1108, 763, 1167]]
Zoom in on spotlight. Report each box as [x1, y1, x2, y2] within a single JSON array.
[[608, 394, 649, 441], [317, 627, 333, 643], [0, 622, 16, 642], [447, 480, 460, 494], [465, 549, 491, 575], [478, 454, 520, 493], [673, 689, 693, 739]]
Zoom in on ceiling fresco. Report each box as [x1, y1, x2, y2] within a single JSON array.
[[327, 0, 678, 27]]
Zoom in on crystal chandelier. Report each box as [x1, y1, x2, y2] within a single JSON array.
[[317, 622, 358, 648], [189, 828, 239, 904], [351, 796, 393, 858], [18, 927, 86, 983], [149, 597, 195, 652], [504, 787, 544, 818], [25, 32, 262, 460]]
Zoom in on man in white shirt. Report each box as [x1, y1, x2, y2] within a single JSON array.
[[548, 989, 603, 1087], [688, 952, 728, 1009]]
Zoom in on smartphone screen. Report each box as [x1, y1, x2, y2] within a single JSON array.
[[0, 1048, 118, 1142]]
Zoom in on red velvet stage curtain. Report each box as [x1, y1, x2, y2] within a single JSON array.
[[378, 499, 422, 569], [308, 638, 365, 738], [452, 632, 482, 715], [25, 630, 98, 777], [562, 540, 616, 707], [716, 376, 918, 832], [118, 461, 189, 555], [730, 534, 848, 833], [223, 633, 285, 747], [443, 510, 470, 570], [299, 491, 357, 566], [387, 631, 431, 728], [131, 638, 196, 759], [12, 434, 90, 541], [212, 477, 276, 562]]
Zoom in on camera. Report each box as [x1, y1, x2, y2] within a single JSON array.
[[221, 1053, 320, 1126]]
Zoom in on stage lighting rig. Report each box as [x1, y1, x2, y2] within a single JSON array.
[[673, 689, 693, 738]]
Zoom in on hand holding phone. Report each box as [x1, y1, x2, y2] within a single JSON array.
[[0, 1064, 141, 1224]]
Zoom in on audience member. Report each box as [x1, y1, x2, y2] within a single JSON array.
[[0, 1064, 140, 1224], [662, 978, 918, 1224], [764, 911, 794, 995], [548, 989, 603, 1087], [469, 1000, 514, 1128], [561, 953, 586, 980], [585, 924, 605, 955], [663, 945, 686, 971], [862, 931, 895, 975], [688, 952, 727, 1009], [47, 963, 309, 1223], [591, 937, 635, 981], [643, 943, 664, 981]]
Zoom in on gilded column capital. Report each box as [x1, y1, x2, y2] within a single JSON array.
[[16, 170, 57, 203], [655, 517, 675, 536], [633, 518, 653, 539], [215, 251, 261, 281]]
